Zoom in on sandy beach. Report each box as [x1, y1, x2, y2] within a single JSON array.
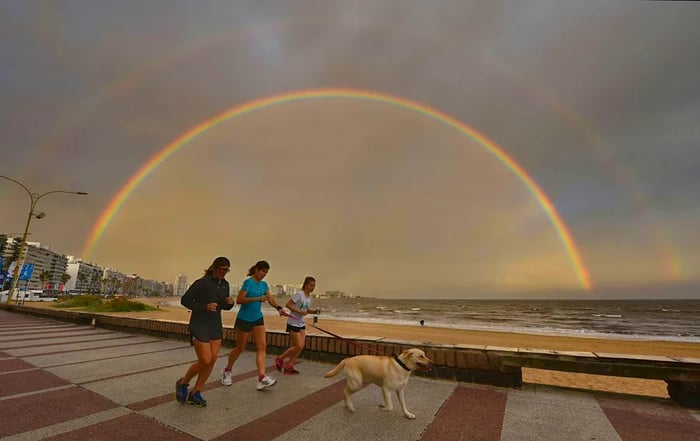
[[26, 297, 700, 399]]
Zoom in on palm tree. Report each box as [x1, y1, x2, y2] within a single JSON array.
[[90, 273, 100, 295], [39, 270, 51, 292], [77, 272, 87, 294], [60, 273, 71, 294], [110, 276, 120, 296], [107, 276, 115, 295], [113, 278, 122, 296], [101, 277, 108, 297]]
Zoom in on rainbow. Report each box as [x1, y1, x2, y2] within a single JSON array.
[[82, 88, 593, 290]]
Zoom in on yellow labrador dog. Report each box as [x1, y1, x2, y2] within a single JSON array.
[[324, 348, 433, 419]]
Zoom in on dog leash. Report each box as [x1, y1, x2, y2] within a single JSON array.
[[309, 321, 386, 355], [281, 309, 433, 374], [279, 309, 385, 355]]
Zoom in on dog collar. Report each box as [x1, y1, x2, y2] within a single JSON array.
[[393, 354, 411, 371]]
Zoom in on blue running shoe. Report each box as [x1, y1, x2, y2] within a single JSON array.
[[175, 378, 188, 404], [187, 391, 207, 407]]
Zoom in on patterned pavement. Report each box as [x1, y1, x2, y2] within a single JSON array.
[[1, 310, 698, 441]]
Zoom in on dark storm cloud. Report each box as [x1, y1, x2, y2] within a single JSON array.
[[1, 0, 699, 297]]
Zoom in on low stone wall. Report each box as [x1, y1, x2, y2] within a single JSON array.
[[0, 303, 522, 388], [0, 303, 94, 325]]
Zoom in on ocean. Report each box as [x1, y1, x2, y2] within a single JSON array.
[[285, 298, 700, 343]]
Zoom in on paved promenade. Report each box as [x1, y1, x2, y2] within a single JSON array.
[[1, 310, 698, 441]]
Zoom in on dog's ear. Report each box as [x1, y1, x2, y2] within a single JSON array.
[[400, 349, 413, 359], [401, 348, 421, 366]]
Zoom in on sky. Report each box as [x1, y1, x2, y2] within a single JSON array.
[[1, 1, 699, 299]]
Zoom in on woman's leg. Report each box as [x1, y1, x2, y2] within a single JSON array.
[[184, 338, 212, 389], [252, 325, 268, 376], [278, 344, 294, 362], [192, 339, 221, 391], [286, 329, 306, 367], [226, 329, 249, 370]]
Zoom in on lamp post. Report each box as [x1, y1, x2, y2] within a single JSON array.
[[1, 175, 87, 303]]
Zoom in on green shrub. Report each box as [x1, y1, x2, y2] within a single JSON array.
[[54, 295, 102, 308], [53, 295, 155, 312], [94, 298, 156, 312]]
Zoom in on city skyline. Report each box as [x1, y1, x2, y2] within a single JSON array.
[[0, 233, 318, 297], [2, 1, 699, 299]]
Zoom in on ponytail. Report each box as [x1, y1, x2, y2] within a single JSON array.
[[247, 260, 270, 276]]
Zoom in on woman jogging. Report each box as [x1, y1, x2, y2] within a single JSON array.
[[222, 260, 285, 390], [176, 256, 235, 407], [275, 276, 319, 374]]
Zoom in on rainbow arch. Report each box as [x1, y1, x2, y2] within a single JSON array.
[[82, 88, 593, 290]]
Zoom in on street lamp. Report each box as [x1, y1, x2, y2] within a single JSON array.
[[1, 175, 87, 303]]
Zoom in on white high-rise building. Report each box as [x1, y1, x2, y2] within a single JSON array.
[[175, 274, 188, 296], [1, 238, 68, 293], [65, 256, 104, 294]]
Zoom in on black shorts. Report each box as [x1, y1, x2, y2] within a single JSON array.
[[235, 317, 264, 332], [286, 323, 306, 333], [189, 324, 223, 343]]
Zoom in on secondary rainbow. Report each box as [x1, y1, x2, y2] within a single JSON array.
[[82, 88, 593, 290]]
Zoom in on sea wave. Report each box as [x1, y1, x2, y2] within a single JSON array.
[[230, 298, 700, 343], [310, 314, 700, 343]]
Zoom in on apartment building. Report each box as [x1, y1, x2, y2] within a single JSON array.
[[284, 284, 300, 296], [0, 237, 68, 293], [121, 274, 169, 297], [65, 256, 104, 294], [175, 273, 188, 296], [102, 268, 127, 296]]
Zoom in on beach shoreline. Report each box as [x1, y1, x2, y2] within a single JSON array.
[[24, 297, 700, 399]]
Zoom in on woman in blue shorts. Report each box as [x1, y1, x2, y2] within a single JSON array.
[[222, 260, 285, 390], [176, 256, 235, 407]]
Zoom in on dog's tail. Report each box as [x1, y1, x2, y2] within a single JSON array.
[[324, 359, 346, 378]]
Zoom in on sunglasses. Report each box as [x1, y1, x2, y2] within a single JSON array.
[[217, 267, 230, 273]]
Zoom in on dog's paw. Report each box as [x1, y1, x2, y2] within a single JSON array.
[[379, 404, 393, 412], [404, 412, 416, 419]]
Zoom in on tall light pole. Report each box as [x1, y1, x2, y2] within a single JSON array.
[[1, 175, 87, 303]]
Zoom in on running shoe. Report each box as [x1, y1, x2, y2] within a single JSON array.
[[256, 374, 277, 390], [222, 368, 233, 386], [274, 356, 284, 372], [175, 378, 188, 404], [283, 366, 300, 375], [187, 390, 207, 407]]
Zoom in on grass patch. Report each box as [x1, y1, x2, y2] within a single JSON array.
[[54, 295, 102, 308], [54, 295, 156, 312], [95, 298, 156, 312]]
